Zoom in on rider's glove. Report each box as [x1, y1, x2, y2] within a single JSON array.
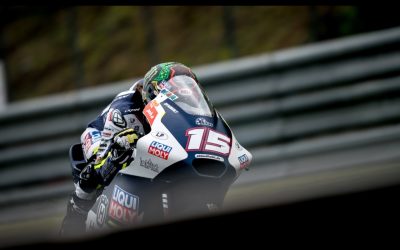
[[80, 128, 139, 190], [113, 128, 139, 151], [99, 128, 139, 186], [110, 128, 138, 166], [78, 163, 101, 193]]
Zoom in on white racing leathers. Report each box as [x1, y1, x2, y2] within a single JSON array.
[[76, 88, 150, 200]]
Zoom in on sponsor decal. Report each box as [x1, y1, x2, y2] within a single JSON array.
[[112, 109, 127, 128], [160, 88, 178, 101], [83, 133, 93, 154], [179, 88, 192, 96], [151, 131, 168, 140], [163, 102, 179, 113], [90, 130, 101, 140], [102, 131, 112, 138], [108, 185, 139, 223], [238, 154, 250, 169], [139, 157, 160, 173], [195, 117, 213, 127], [96, 195, 109, 226], [125, 108, 141, 113], [143, 100, 159, 126], [104, 126, 118, 133], [148, 141, 172, 160], [195, 154, 224, 162]]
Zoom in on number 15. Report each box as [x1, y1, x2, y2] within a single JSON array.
[[185, 128, 231, 155]]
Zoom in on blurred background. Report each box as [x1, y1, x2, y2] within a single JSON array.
[[1, 5, 399, 103], [1, 5, 400, 248]]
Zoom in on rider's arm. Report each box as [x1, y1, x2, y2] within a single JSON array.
[[95, 108, 126, 163], [79, 108, 138, 193]]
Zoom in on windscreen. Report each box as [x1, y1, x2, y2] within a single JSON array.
[[160, 75, 214, 117]]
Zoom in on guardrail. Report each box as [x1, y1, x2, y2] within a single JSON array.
[[1, 26, 400, 210]]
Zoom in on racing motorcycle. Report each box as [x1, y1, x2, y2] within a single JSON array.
[[79, 75, 252, 232]]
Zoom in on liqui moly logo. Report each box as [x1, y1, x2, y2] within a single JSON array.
[[108, 185, 139, 223], [148, 141, 172, 160]]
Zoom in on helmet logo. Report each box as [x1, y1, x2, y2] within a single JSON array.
[[144, 67, 158, 84]]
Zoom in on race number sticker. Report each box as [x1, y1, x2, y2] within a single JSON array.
[[185, 128, 231, 155]]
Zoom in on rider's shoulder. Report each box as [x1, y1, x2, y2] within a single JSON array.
[[114, 89, 135, 100], [108, 93, 142, 116], [109, 90, 136, 108]]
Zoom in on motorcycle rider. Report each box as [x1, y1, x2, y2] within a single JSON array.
[[60, 62, 201, 235]]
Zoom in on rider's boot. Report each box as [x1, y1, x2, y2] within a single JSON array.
[[59, 191, 95, 237]]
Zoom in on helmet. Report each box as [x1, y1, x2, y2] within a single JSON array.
[[142, 62, 198, 104]]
